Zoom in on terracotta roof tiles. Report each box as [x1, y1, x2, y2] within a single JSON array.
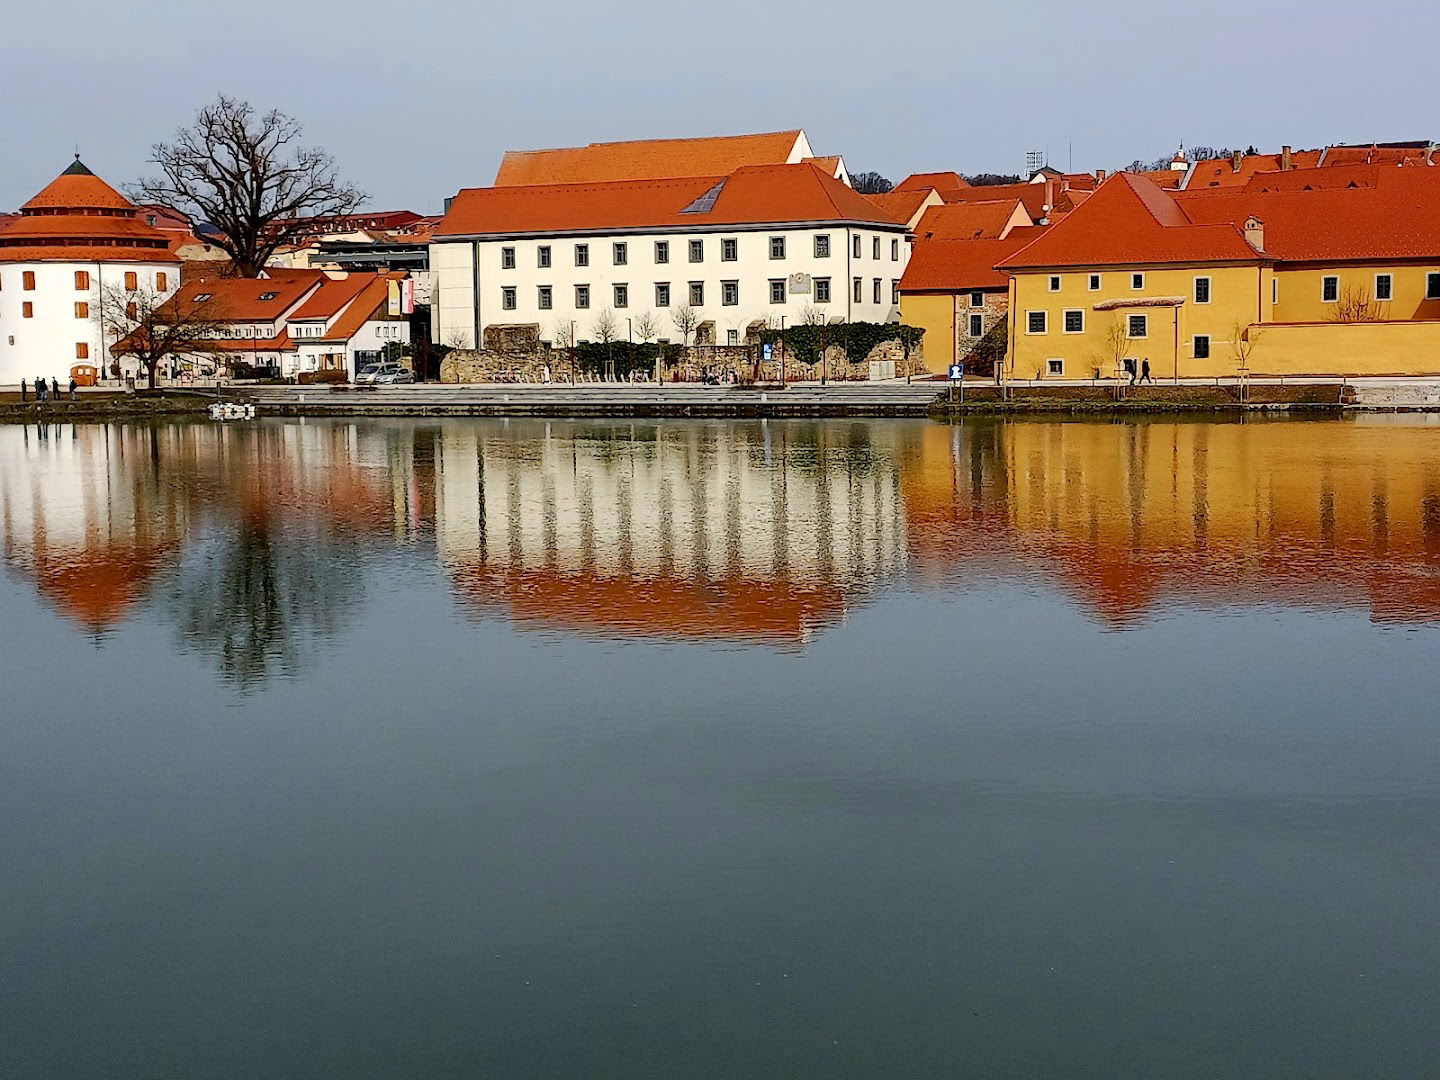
[[495, 130, 805, 187]]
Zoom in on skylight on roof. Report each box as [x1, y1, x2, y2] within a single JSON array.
[[258, 292, 278, 301], [680, 180, 726, 215]]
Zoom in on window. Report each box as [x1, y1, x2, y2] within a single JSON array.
[[1089, 274, 1102, 291], [1272, 278, 1279, 304], [613, 242, 628, 266], [723, 281, 740, 306], [1027, 311, 1047, 334], [538, 285, 552, 310], [689, 239, 704, 263], [1063, 309, 1084, 333], [853, 277, 863, 303], [873, 278, 882, 304], [501, 246, 516, 269], [575, 243, 589, 267], [76, 343, 89, 360], [891, 238, 900, 260], [1048, 275, 1061, 292], [722, 238, 738, 261], [538, 245, 552, 268], [815, 234, 831, 258], [654, 240, 669, 264], [655, 282, 671, 307], [769, 279, 785, 304], [969, 291, 984, 308], [689, 281, 704, 306], [1193, 334, 1211, 359], [156, 272, 168, 291], [23, 271, 36, 290], [1375, 273, 1393, 301], [1047, 359, 1064, 376], [969, 313, 985, 337], [853, 235, 862, 258], [872, 237, 881, 259], [727, 329, 739, 346], [1194, 277, 1211, 304], [814, 277, 831, 303], [770, 236, 786, 260], [22, 302, 33, 318], [1128, 314, 1149, 338], [1427, 273, 1440, 300], [74, 302, 88, 319], [892, 280, 900, 304], [1322, 276, 1339, 303], [614, 283, 628, 308], [1131, 273, 1145, 290], [575, 284, 590, 309], [74, 270, 90, 290], [146, 214, 157, 226]]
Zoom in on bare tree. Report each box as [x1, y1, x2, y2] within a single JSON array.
[[670, 303, 701, 348], [633, 310, 660, 342], [798, 305, 826, 327], [552, 321, 576, 350], [132, 95, 365, 278], [593, 308, 620, 344], [851, 171, 894, 195], [1232, 320, 1263, 368], [1096, 316, 1134, 379], [98, 284, 225, 389], [1329, 285, 1384, 322], [444, 326, 473, 351]]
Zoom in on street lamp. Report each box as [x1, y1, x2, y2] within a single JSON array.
[[779, 315, 786, 388]]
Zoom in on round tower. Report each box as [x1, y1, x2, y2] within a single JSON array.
[[0, 159, 180, 386]]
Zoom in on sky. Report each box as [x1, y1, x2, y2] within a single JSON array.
[[2, 0, 1435, 214]]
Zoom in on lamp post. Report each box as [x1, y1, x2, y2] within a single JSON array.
[[779, 315, 787, 388], [569, 319, 576, 384], [626, 317, 632, 385]]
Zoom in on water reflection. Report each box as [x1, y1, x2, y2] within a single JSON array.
[[4, 415, 1440, 682]]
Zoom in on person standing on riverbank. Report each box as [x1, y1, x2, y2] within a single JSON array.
[[20, 379, 27, 403], [1140, 359, 1153, 385], [35, 377, 47, 403]]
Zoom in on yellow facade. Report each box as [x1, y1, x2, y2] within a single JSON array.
[[900, 293, 959, 374], [1007, 261, 1440, 379]]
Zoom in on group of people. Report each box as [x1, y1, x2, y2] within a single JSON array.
[[18, 377, 79, 403]]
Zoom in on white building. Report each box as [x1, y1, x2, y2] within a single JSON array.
[[163, 268, 411, 377], [0, 158, 180, 385], [432, 159, 911, 351]]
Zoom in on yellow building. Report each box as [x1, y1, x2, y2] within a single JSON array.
[[999, 166, 1440, 379]]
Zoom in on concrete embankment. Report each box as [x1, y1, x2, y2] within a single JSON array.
[[931, 382, 1348, 415], [0, 391, 213, 423]]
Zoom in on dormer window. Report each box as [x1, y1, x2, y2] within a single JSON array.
[[259, 292, 277, 301], [193, 292, 212, 302]]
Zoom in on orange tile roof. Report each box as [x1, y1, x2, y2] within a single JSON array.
[[941, 181, 1056, 219], [494, 130, 804, 186], [289, 272, 377, 321], [899, 232, 1042, 292], [997, 173, 1260, 270], [1176, 166, 1440, 262], [914, 201, 1027, 241], [1323, 143, 1432, 168], [1184, 149, 1326, 189], [163, 269, 324, 321], [319, 274, 402, 343], [895, 171, 971, 196], [862, 188, 939, 225], [802, 155, 842, 174], [437, 163, 903, 238], [0, 159, 178, 264]]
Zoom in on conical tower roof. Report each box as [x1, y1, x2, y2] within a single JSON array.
[[21, 157, 134, 211], [0, 159, 178, 264]]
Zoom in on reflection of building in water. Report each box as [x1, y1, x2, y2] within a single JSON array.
[[905, 416, 1440, 625], [435, 421, 910, 643], [0, 424, 204, 629]]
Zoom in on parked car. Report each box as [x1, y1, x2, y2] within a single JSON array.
[[355, 363, 415, 385]]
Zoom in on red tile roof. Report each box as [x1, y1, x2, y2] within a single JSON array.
[[495, 130, 804, 187], [997, 173, 1260, 270], [1184, 149, 1326, 189], [899, 232, 1042, 292], [289, 272, 377, 321], [437, 163, 903, 238], [0, 159, 178, 265], [941, 181, 1055, 220], [1177, 166, 1440, 262], [914, 200, 1028, 241], [163, 269, 324, 321], [862, 188, 939, 226], [895, 171, 971, 197], [318, 274, 403, 343]]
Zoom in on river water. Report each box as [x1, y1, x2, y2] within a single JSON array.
[[2, 415, 1439, 1079]]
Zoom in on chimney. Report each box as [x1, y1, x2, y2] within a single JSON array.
[[1281, 145, 1292, 171], [1244, 216, 1265, 251], [1095, 168, 1108, 183], [1232, 150, 1244, 173]]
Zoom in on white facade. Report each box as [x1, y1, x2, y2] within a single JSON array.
[[0, 261, 177, 384], [431, 222, 910, 350], [291, 319, 410, 375]]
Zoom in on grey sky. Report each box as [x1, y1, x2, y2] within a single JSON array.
[[2, 0, 1434, 213]]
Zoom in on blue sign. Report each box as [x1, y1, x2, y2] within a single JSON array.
[[949, 363, 964, 381], [763, 344, 774, 361]]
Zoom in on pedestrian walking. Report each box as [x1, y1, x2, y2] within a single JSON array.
[[1125, 357, 1137, 386], [69, 378, 79, 401], [51, 378, 60, 399], [1140, 358, 1153, 385], [19, 378, 27, 402]]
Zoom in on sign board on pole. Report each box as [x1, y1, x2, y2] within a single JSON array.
[[763, 343, 774, 361], [948, 363, 964, 381]]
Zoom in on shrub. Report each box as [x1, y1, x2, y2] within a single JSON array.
[[298, 369, 348, 385]]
